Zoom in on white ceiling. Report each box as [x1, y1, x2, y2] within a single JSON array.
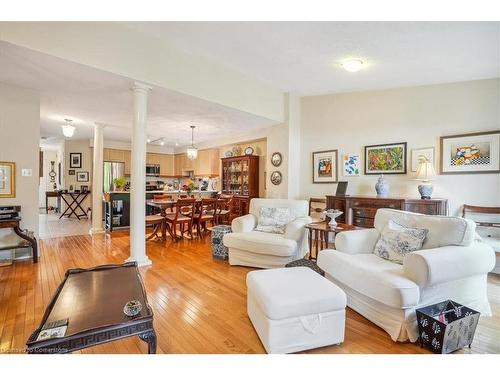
[[0, 41, 276, 146], [126, 21, 500, 95]]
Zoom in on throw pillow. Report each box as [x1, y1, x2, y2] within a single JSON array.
[[255, 207, 291, 234], [373, 220, 429, 264]]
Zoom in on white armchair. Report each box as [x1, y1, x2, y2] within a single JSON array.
[[317, 209, 495, 342], [223, 199, 312, 268]]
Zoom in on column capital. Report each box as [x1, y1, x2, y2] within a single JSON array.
[[94, 122, 106, 129], [131, 81, 153, 93]]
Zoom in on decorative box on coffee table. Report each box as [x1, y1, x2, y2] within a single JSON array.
[[416, 300, 480, 354]]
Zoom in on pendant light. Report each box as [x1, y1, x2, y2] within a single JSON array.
[[61, 118, 76, 138], [186, 125, 198, 160]]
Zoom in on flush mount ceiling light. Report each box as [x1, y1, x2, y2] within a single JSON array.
[[341, 59, 365, 73], [61, 118, 76, 138], [186, 125, 198, 160]]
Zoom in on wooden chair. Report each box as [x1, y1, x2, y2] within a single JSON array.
[[153, 194, 175, 213], [145, 215, 165, 241], [214, 194, 233, 225], [164, 198, 196, 241], [191, 198, 217, 237], [462, 204, 500, 227]]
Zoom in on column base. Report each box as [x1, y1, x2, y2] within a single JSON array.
[[89, 227, 105, 235], [126, 256, 152, 267]]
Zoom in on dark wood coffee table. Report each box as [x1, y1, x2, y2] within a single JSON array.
[[305, 221, 360, 260], [26, 262, 156, 354]]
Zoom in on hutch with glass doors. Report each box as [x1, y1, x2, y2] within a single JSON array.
[[221, 155, 260, 217]]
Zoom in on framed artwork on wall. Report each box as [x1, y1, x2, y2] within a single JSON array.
[[270, 171, 282, 185], [440, 130, 500, 174], [68, 169, 75, 175], [270, 152, 283, 167], [364, 142, 407, 174], [70, 153, 82, 168], [312, 149, 338, 183], [342, 153, 361, 177], [0, 161, 16, 198], [411, 147, 435, 172], [76, 171, 89, 182]]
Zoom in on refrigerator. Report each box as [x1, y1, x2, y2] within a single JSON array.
[[103, 161, 125, 192]]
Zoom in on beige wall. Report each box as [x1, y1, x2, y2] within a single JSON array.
[[300, 79, 500, 215], [65, 139, 93, 211], [0, 82, 40, 245]]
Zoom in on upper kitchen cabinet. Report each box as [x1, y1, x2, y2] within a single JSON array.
[[195, 149, 220, 177], [146, 153, 161, 165], [123, 150, 131, 175], [159, 154, 174, 177], [107, 149, 126, 162]]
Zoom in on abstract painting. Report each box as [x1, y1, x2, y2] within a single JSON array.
[[441, 131, 500, 174], [343, 153, 361, 176], [364, 142, 407, 174], [312, 149, 338, 183]]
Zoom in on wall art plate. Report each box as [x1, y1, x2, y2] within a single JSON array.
[[270, 171, 282, 185], [244, 146, 254, 155], [271, 152, 282, 167]]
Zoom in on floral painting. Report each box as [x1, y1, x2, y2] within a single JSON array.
[[364, 142, 407, 174], [343, 153, 360, 176], [312, 149, 338, 183]]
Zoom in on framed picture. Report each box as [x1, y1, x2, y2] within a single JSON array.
[[440, 130, 500, 174], [271, 152, 282, 167], [411, 147, 435, 172], [76, 171, 89, 182], [80, 185, 89, 192], [0, 161, 16, 198], [70, 153, 82, 168], [68, 169, 75, 176], [342, 153, 361, 177], [312, 149, 338, 183], [364, 142, 407, 174], [270, 171, 282, 185]]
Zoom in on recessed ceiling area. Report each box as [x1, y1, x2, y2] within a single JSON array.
[[126, 21, 500, 95], [0, 41, 277, 147]]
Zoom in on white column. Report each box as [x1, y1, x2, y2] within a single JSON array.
[[90, 122, 105, 234], [127, 82, 152, 266]]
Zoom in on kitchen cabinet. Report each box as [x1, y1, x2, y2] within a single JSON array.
[[195, 149, 220, 176], [124, 150, 131, 175], [146, 153, 161, 165], [159, 154, 174, 176]]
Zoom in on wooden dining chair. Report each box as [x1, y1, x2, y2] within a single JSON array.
[[164, 198, 196, 241], [145, 214, 165, 241], [153, 194, 175, 213], [215, 194, 233, 225], [190, 198, 217, 237]]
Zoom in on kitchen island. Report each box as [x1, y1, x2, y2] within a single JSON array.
[[103, 190, 219, 231]]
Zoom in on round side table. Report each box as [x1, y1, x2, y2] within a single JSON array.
[[305, 221, 360, 260]]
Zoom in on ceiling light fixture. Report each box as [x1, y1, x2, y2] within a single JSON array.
[[147, 138, 151, 143], [160, 140, 165, 146], [186, 125, 198, 160], [61, 118, 76, 138], [341, 59, 365, 73]]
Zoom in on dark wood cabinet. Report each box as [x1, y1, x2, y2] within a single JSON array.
[[221, 155, 259, 216], [326, 196, 448, 228]]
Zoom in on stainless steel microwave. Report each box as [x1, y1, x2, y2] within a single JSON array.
[[146, 164, 160, 176]]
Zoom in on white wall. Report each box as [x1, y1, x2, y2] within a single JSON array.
[[0, 82, 40, 242], [300, 79, 500, 216]]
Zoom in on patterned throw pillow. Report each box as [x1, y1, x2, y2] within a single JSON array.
[[255, 207, 292, 234], [373, 220, 429, 264]]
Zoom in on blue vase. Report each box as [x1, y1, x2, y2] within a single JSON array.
[[375, 175, 390, 197]]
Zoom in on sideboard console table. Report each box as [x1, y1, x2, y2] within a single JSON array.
[[325, 196, 448, 228]]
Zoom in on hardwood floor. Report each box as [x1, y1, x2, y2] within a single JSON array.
[[0, 232, 499, 354]]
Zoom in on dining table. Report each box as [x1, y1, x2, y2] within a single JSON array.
[[146, 198, 204, 241]]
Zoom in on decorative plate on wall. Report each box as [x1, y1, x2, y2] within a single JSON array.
[[270, 171, 282, 185], [224, 150, 233, 158], [244, 146, 254, 155], [271, 152, 282, 167]]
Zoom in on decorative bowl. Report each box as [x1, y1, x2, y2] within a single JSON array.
[[123, 300, 143, 317], [324, 209, 343, 227]]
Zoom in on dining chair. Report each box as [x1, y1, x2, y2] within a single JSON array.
[[153, 194, 175, 213], [164, 198, 196, 241], [215, 194, 233, 225], [190, 198, 217, 237], [145, 214, 165, 241]]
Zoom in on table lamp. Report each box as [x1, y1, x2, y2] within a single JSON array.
[[415, 157, 437, 199]]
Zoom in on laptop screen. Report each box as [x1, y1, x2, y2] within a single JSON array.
[[335, 181, 348, 196]]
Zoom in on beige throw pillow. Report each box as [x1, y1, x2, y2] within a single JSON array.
[[373, 220, 428, 264], [255, 207, 291, 234]]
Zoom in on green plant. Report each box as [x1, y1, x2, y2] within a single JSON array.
[[113, 177, 127, 189]]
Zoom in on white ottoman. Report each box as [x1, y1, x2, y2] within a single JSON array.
[[247, 267, 346, 354]]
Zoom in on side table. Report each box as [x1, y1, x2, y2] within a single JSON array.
[[305, 221, 360, 260]]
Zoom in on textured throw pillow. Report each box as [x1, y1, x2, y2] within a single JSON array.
[[255, 207, 291, 234], [373, 220, 429, 264]]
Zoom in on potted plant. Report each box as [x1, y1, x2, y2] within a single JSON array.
[[113, 177, 127, 191]]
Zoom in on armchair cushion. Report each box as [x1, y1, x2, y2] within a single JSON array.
[[403, 242, 496, 287], [231, 214, 257, 233], [284, 216, 313, 242], [334, 228, 380, 254], [317, 250, 420, 309], [255, 207, 291, 234], [223, 231, 298, 257]]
